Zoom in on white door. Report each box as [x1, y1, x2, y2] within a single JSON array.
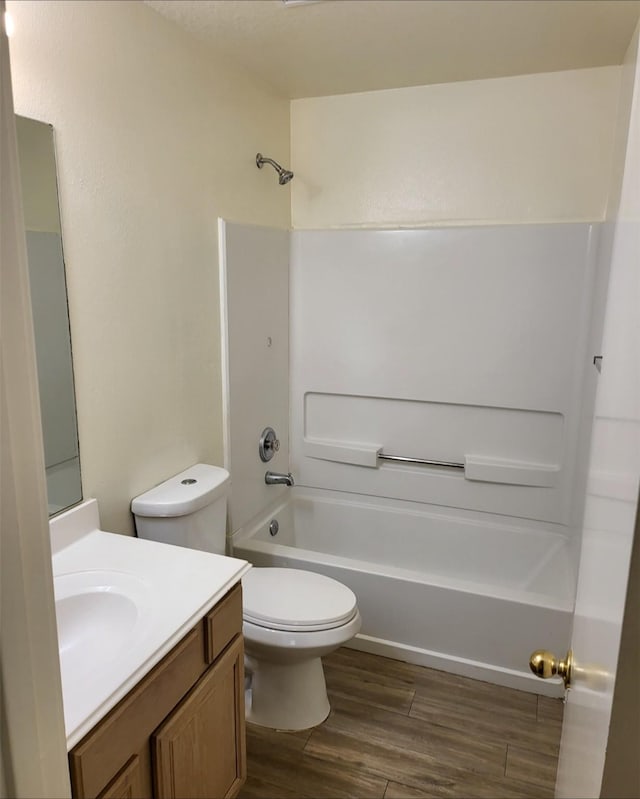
[[552, 29, 640, 799]]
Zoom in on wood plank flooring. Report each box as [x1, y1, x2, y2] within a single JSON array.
[[239, 647, 563, 799]]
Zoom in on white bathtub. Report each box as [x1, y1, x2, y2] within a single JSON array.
[[232, 488, 574, 696]]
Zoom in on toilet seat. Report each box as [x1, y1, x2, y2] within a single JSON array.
[[242, 567, 358, 632]]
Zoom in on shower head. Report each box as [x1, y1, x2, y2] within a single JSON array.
[[256, 153, 294, 185]]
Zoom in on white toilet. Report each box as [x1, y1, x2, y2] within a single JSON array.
[[131, 463, 361, 731]]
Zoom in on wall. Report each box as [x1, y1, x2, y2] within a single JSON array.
[[291, 67, 620, 229], [220, 221, 290, 535], [290, 224, 596, 532], [8, 0, 290, 533]]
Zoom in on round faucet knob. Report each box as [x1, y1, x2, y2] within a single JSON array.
[[259, 427, 280, 462]]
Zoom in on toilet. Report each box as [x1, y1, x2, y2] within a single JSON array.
[[131, 463, 361, 731]]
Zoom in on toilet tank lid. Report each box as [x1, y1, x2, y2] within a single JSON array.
[[131, 463, 230, 518]]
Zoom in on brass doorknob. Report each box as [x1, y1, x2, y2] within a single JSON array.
[[529, 649, 573, 689]]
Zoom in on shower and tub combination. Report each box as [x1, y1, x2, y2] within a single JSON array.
[[220, 217, 601, 695]]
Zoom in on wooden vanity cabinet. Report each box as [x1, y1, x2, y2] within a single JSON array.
[[153, 636, 245, 799], [69, 583, 245, 799]]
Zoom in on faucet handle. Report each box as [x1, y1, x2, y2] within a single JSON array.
[[259, 427, 280, 462]]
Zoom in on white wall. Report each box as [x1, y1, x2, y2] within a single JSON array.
[[291, 67, 620, 229], [8, 0, 291, 533], [220, 221, 290, 535], [290, 224, 596, 528]]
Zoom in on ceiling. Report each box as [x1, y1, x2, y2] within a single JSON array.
[[146, 0, 640, 99]]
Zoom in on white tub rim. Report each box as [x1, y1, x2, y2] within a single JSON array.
[[231, 491, 574, 612]]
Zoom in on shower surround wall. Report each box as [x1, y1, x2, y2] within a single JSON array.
[[219, 221, 290, 535], [290, 225, 597, 530]]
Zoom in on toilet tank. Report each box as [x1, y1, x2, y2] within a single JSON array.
[[131, 464, 230, 555]]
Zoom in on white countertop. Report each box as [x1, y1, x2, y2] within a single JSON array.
[[50, 500, 250, 749]]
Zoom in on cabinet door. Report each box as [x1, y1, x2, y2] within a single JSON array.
[[97, 755, 148, 799], [152, 635, 246, 799], [70, 626, 206, 799]]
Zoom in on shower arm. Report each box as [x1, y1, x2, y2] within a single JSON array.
[[256, 155, 280, 171]]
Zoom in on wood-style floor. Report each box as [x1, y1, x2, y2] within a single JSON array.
[[239, 647, 563, 799]]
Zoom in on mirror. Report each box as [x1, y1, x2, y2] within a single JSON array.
[[15, 115, 82, 515]]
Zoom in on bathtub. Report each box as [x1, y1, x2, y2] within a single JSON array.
[[232, 488, 574, 696]]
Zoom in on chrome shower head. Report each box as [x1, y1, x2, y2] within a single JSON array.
[[256, 153, 294, 186]]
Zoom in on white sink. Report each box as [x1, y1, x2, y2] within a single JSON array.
[[50, 499, 250, 749], [54, 571, 151, 688]]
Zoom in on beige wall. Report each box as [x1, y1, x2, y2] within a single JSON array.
[[291, 67, 621, 229], [8, 0, 290, 533]]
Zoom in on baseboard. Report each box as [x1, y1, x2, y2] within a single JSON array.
[[345, 633, 565, 698]]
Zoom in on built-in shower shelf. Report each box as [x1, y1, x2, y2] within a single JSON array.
[[463, 455, 559, 487], [302, 439, 560, 487], [303, 439, 380, 467]]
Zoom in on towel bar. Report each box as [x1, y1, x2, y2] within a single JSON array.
[[377, 453, 464, 470]]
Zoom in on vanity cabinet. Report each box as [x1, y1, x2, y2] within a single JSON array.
[[69, 584, 245, 799], [153, 637, 244, 798]]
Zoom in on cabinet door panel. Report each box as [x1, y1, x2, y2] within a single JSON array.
[[97, 755, 148, 799], [153, 636, 246, 799], [70, 626, 206, 799]]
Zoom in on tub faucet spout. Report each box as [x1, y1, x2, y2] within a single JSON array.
[[265, 470, 295, 487]]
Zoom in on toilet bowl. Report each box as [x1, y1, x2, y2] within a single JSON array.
[[242, 567, 362, 730], [131, 464, 361, 732]]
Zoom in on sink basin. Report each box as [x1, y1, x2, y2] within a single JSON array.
[[49, 504, 250, 748], [54, 571, 151, 688]]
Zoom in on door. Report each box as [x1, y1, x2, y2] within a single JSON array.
[[551, 31, 640, 798]]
